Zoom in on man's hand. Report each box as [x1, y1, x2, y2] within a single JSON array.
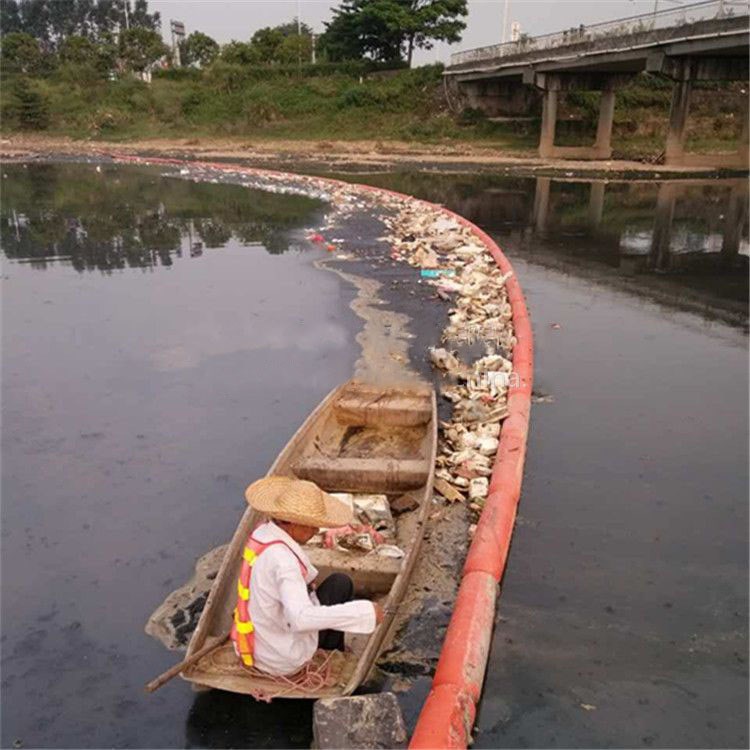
[[373, 602, 385, 625]]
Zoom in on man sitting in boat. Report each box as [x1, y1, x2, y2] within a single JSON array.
[[231, 476, 384, 676]]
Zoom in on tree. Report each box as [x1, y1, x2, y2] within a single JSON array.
[[0, 0, 24, 34], [9, 76, 49, 129], [249, 27, 284, 63], [274, 18, 312, 38], [0, 31, 44, 74], [0, 0, 161, 49], [11, 0, 50, 46], [249, 19, 313, 64], [179, 31, 218, 68], [128, 0, 159, 31], [59, 33, 115, 75], [322, 0, 467, 66], [401, 0, 467, 65], [219, 40, 257, 66], [59, 33, 98, 65], [118, 26, 167, 72], [276, 33, 312, 64], [322, 0, 403, 63]]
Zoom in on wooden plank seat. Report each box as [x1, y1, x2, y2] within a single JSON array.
[[333, 384, 432, 427], [292, 456, 429, 493]]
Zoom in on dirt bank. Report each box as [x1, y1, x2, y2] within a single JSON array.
[[1, 133, 745, 178]]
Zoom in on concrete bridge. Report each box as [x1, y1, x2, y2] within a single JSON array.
[[445, 0, 749, 166]]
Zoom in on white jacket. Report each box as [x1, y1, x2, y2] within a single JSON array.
[[247, 521, 376, 676]]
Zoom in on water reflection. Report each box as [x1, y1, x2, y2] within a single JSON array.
[[526, 178, 748, 270], [185, 692, 313, 749], [0, 163, 324, 272], [333, 171, 749, 324]]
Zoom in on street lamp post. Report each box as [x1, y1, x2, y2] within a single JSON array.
[[297, 0, 302, 67]]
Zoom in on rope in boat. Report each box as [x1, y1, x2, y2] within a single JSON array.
[[197, 645, 340, 702], [243, 649, 338, 702]]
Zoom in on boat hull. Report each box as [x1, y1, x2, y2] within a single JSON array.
[[182, 380, 437, 699]]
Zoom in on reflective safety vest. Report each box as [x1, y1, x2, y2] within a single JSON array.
[[230, 533, 309, 668]]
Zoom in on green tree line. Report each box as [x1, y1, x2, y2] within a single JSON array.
[[1, 0, 468, 75], [1, 162, 324, 271]]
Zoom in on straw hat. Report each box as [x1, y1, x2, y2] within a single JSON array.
[[245, 476, 353, 528]]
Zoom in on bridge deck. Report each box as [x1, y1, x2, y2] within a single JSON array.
[[447, 3, 749, 79]]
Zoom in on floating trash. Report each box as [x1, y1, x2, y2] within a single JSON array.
[[420, 269, 457, 278]]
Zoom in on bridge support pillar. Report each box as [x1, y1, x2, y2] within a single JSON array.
[[593, 89, 616, 158], [657, 55, 749, 168], [539, 90, 558, 158], [536, 74, 618, 160], [665, 79, 692, 164]]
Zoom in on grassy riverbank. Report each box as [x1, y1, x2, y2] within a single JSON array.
[[1, 64, 745, 161]]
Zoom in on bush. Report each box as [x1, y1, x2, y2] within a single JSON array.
[[337, 84, 383, 108], [150, 81, 185, 124], [243, 99, 281, 125], [1, 32, 44, 75], [180, 87, 206, 117], [8, 77, 49, 129], [108, 76, 152, 110], [153, 67, 202, 82], [87, 107, 131, 134], [203, 61, 250, 94], [56, 62, 106, 87]]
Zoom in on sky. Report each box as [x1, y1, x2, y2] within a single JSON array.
[[149, 0, 672, 66]]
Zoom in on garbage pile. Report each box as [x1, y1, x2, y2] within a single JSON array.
[[311, 493, 406, 559], [381, 200, 517, 522]]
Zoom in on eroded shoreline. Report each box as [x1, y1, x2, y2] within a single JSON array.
[[3, 133, 748, 179]]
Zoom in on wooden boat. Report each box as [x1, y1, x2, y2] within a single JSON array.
[[181, 379, 437, 699]]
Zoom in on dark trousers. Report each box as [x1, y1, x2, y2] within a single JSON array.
[[316, 573, 354, 651]]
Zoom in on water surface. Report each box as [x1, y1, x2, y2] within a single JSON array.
[[1, 163, 353, 748], [2, 162, 747, 749]]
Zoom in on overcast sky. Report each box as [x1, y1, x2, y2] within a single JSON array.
[[149, 0, 668, 65]]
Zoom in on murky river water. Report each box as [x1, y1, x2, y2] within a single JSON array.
[[1, 162, 747, 749], [1, 163, 352, 748], [351, 171, 748, 749]]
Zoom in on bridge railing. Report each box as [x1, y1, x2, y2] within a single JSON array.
[[449, 0, 748, 67]]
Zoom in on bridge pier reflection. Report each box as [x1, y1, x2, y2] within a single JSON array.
[[721, 180, 749, 262], [531, 176, 551, 234], [650, 183, 678, 271], [530, 178, 607, 234], [588, 181, 606, 227]]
